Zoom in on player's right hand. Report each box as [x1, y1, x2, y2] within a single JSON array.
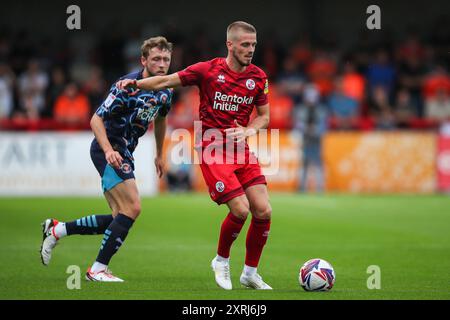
[[105, 150, 123, 169], [116, 79, 137, 91]]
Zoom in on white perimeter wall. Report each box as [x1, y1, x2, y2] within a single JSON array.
[[0, 132, 158, 196]]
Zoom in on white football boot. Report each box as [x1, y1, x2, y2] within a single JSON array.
[[40, 218, 59, 266], [211, 257, 232, 290], [240, 272, 273, 290], [85, 267, 124, 282]]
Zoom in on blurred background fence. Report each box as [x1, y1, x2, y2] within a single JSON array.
[[1, 0, 449, 195]]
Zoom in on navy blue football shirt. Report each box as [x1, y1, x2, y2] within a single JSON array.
[[93, 70, 173, 160]]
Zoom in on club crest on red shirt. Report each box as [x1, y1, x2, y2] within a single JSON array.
[[246, 79, 256, 90]]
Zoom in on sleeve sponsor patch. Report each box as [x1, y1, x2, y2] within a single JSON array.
[[264, 79, 269, 94], [104, 93, 116, 107]]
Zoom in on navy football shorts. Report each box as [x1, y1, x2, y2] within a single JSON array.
[[90, 141, 135, 193]]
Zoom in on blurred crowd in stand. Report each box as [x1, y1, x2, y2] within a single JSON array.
[[0, 22, 449, 132], [1, 20, 449, 192]]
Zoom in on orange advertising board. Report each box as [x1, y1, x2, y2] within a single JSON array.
[[160, 130, 302, 192], [323, 132, 436, 193], [160, 130, 437, 193]]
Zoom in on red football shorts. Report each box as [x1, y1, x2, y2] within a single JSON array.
[[197, 143, 267, 205]]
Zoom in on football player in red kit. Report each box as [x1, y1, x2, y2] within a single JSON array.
[[117, 21, 272, 290]]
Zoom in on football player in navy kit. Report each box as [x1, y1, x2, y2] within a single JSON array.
[[40, 37, 174, 282]]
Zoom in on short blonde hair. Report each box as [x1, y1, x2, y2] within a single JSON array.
[[141, 36, 173, 58], [226, 21, 256, 40]]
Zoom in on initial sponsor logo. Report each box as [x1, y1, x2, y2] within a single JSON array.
[[212, 91, 254, 112]]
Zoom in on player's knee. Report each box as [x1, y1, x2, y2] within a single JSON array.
[[127, 200, 141, 218], [110, 204, 120, 216], [253, 203, 272, 220], [232, 209, 249, 220], [231, 202, 250, 220]]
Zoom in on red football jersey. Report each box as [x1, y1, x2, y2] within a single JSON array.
[[177, 57, 269, 133]]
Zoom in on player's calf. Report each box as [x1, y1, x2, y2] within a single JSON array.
[[65, 214, 114, 236], [87, 213, 135, 280], [39, 214, 114, 266]]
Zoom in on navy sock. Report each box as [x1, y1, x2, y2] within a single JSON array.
[[96, 213, 135, 265], [66, 214, 113, 235]]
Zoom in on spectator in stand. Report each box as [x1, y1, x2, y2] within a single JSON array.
[[267, 84, 294, 130], [289, 35, 313, 74], [83, 66, 107, 114], [307, 48, 337, 98], [20, 93, 40, 119], [258, 35, 284, 80], [277, 55, 305, 104], [123, 28, 143, 73], [366, 48, 396, 100], [328, 77, 359, 129], [341, 59, 366, 103], [166, 159, 192, 193], [422, 65, 450, 99], [394, 88, 417, 128], [293, 84, 327, 192], [0, 62, 15, 119], [351, 29, 373, 73], [17, 59, 49, 118], [396, 31, 427, 64], [369, 85, 396, 130], [45, 66, 66, 118], [0, 35, 12, 62], [425, 87, 450, 122], [53, 82, 90, 126], [168, 87, 199, 130], [185, 28, 214, 66], [397, 34, 428, 117]]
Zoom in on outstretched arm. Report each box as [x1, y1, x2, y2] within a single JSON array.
[[117, 73, 182, 91]]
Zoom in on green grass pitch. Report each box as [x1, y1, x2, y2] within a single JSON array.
[[0, 193, 449, 300]]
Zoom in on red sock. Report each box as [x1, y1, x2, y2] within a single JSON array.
[[217, 212, 246, 258], [245, 217, 271, 267]]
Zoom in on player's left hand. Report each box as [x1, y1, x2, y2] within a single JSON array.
[[225, 120, 257, 143], [154, 156, 165, 178], [116, 79, 137, 91]]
